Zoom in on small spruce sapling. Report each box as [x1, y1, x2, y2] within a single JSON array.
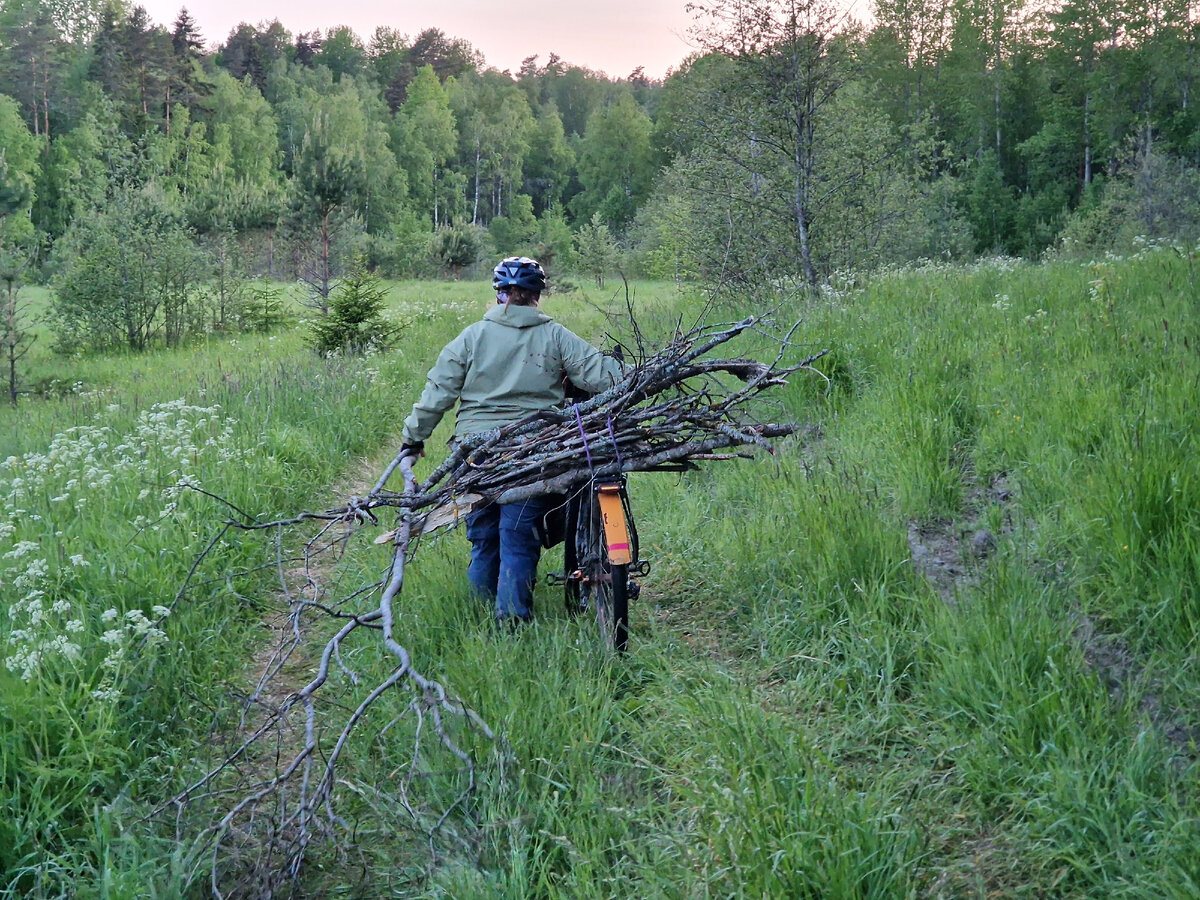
[[308, 258, 402, 356]]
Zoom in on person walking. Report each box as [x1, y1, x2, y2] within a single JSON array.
[[400, 256, 624, 627]]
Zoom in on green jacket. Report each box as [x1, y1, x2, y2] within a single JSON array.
[[402, 303, 625, 445]]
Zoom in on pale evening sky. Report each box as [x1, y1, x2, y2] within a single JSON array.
[[135, 0, 703, 80]]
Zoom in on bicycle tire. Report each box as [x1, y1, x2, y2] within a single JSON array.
[[562, 488, 583, 616], [599, 562, 629, 652], [574, 487, 630, 652]]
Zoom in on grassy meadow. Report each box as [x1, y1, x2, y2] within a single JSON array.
[[2, 253, 1198, 898]]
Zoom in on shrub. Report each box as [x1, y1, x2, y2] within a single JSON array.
[[488, 194, 539, 256], [239, 281, 292, 333], [50, 191, 206, 352], [307, 260, 401, 356], [574, 212, 620, 287], [432, 224, 488, 278], [1056, 148, 1200, 257]]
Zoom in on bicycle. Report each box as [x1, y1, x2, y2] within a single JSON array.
[[550, 475, 649, 652]]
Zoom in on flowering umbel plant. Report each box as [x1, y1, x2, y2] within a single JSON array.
[[2, 400, 252, 697]]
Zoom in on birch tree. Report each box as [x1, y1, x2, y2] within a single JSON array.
[[686, 0, 858, 285], [394, 65, 457, 226]]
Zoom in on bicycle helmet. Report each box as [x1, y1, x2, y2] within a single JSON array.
[[492, 256, 548, 293]]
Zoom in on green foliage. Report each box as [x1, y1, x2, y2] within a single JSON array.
[[574, 212, 620, 287], [685, 0, 856, 285], [193, 71, 285, 231], [87, 6, 175, 134], [317, 25, 367, 82], [813, 80, 964, 272], [572, 91, 655, 233], [487, 192, 538, 255], [964, 151, 1019, 254], [367, 208, 438, 278], [288, 87, 370, 214], [30, 103, 125, 249], [9, 0, 1200, 292], [629, 171, 722, 283], [306, 260, 401, 355], [201, 229, 250, 331], [523, 102, 576, 214], [448, 70, 537, 227], [1056, 148, 1200, 257], [533, 204, 576, 274], [1, 255, 36, 405], [432, 223, 487, 276], [238, 281, 290, 333], [49, 190, 206, 351], [0, 93, 40, 248], [276, 71, 407, 299], [394, 65, 458, 226]]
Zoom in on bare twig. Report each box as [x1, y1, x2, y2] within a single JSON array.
[[164, 459, 495, 898]]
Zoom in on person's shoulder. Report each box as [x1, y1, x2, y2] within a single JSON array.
[[551, 321, 589, 343], [458, 313, 495, 336], [440, 318, 487, 355]]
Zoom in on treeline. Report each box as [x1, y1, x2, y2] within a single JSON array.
[[1, 0, 1198, 346]]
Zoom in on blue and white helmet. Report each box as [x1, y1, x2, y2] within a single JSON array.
[[492, 256, 548, 293]]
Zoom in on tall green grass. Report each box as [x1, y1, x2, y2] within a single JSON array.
[[0, 280, 685, 895], [3, 260, 1199, 898]]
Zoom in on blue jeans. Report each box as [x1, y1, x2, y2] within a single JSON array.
[[465, 498, 547, 622]]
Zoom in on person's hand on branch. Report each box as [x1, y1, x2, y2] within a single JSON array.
[[399, 442, 424, 462]]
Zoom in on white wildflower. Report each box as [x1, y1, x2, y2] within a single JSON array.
[[4, 540, 39, 560]]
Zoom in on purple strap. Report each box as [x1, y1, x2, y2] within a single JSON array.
[[606, 415, 624, 472], [574, 403, 594, 472]]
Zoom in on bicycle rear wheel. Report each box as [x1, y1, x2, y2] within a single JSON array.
[[573, 486, 629, 652], [597, 561, 629, 652], [562, 488, 583, 616]]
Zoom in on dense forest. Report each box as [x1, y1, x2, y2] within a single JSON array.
[[2, 0, 1200, 349]]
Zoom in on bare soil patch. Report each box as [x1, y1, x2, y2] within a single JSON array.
[[906, 471, 1016, 605]]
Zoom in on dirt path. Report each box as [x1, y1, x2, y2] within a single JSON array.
[[243, 452, 395, 710], [905, 469, 1015, 605], [202, 449, 406, 896]]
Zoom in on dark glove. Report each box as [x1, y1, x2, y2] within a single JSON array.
[[399, 442, 424, 460]]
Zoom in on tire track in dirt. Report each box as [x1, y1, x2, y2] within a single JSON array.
[[906, 464, 1196, 751]]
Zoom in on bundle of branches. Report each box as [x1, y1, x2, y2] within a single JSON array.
[[346, 314, 827, 531]]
